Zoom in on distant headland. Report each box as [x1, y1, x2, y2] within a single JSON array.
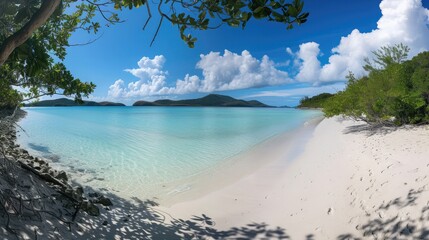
[[25, 98, 125, 107], [133, 94, 272, 108], [26, 94, 283, 108]]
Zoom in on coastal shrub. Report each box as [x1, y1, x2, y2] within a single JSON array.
[[298, 93, 334, 108], [323, 73, 366, 119], [324, 45, 429, 125], [0, 81, 21, 110]]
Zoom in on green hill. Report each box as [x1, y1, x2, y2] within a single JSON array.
[[26, 98, 125, 107], [133, 94, 271, 107]]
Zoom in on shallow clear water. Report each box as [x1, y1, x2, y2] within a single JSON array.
[[17, 107, 321, 199]]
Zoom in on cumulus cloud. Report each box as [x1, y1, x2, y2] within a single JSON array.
[[295, 0, 429, 83], [295, 42, 321, 82], [107, 55, 170, 98], [125, 55, 167, 79], [108, 50, 291, 98], [108, 79, 125, 98], [196, 50, 290, 92]]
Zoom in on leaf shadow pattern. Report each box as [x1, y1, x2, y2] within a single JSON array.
[[0, 159, 78, 239], [338, 187, 429, 240], [71, 188, 292, 239], [342, 119, 424, 137], [2, 168, 429, 239], [70, 185, 429, 240], [0, 173, 293, 240], [343, 123, 399, 136]]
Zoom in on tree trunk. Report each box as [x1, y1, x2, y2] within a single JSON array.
[[0, 0, 61, 66]]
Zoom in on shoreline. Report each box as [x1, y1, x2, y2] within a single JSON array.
[[157, 115, 324, 206], [16, 107, 323, 205], [3, 110, 429, 239]]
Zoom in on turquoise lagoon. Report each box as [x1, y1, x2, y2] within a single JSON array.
[[18, 107, 321, 200]]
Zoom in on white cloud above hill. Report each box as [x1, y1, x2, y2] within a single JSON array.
[[295, 0, 429, 84], [108, 55, 169, 98], [108, 50, 291, 98], [295, 42, 321, 82]]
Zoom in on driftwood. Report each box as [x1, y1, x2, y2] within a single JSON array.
[[17, 160, 68, 190]]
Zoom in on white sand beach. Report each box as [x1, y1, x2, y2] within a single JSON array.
[[159, 117, 429, 239]]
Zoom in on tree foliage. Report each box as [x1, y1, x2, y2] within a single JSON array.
[[363, 43, 410, 73], [298, 93, 334, 108], [324, 44, 429, 126], [107, 0, 309, 47], [0, 0, 102, 109], [0, 0, 309, 109]]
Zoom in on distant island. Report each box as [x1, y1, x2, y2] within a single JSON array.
[[133, 94, 272, 108], [25, 94, 275, 108], [26, 98, 125, 107]]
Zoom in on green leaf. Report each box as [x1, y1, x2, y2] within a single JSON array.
[[198, 11, 206, 21], [14, 8, 29, 23], [227, 19, 240, 27], [299, 12, 309, 19], [288, 6, 298, 17], [254, 6, 265, 14]]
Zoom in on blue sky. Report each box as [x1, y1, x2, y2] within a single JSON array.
[[63, 0, 429, 106]]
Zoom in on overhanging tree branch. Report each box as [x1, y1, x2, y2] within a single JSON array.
[[0, 0, 61, 66]]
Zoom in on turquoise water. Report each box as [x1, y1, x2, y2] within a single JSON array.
[[17, 107, 321, 199]]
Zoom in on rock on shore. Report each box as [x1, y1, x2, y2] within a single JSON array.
[[0, 110, 114, 238]]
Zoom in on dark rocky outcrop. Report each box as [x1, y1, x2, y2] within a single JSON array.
[[81, 200, 100, 216], [88, 192, 113, 206], [0, 112, 113, 218]]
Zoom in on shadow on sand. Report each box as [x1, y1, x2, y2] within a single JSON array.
[[79, 185, 429, 240], [71, 186, 292, 239], [337, 187, 429, 240], [2, 161, 429, 239], [343, 123, 400, 136]]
